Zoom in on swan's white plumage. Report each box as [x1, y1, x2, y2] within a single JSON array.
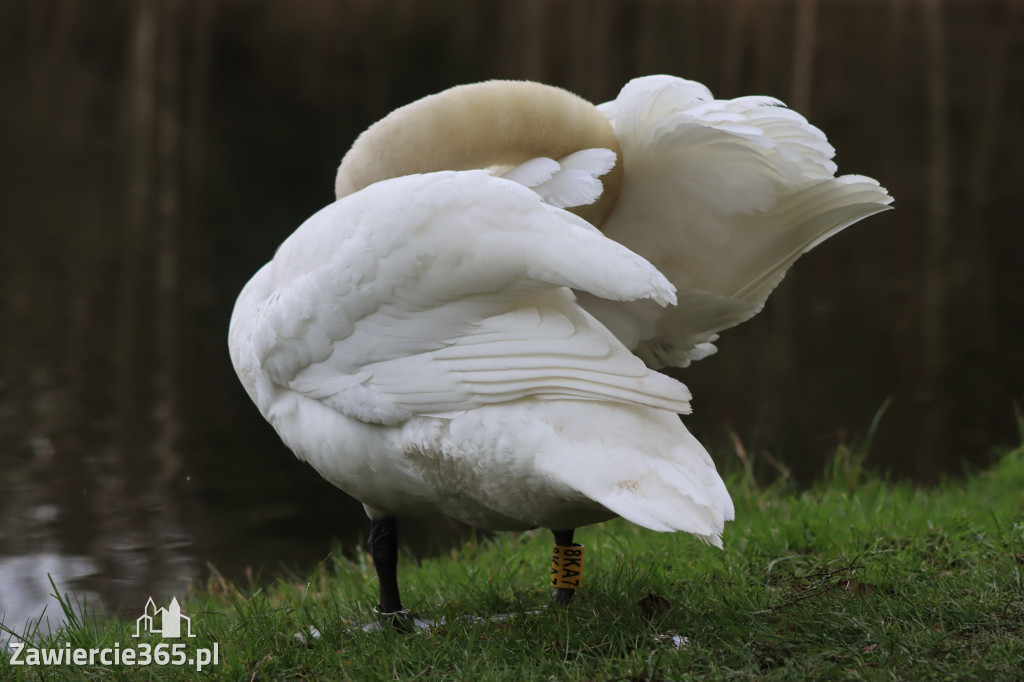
[[499, 148, 618, 210], [588, 75, 893, 368], [229, 75, 891, 550], [230, 168, 732, 540], [245, 171, 686, 424]]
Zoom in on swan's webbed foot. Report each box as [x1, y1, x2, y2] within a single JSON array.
[[361, 606, 436, 632]]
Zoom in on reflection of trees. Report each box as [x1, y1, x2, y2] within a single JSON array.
[[0, 0, 1023, 624], [0, 0, 217, 621], [107, 0, 216, 614], [919, 0, 952, 475]]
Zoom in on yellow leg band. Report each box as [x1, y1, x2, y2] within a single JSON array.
[[550, 543, 585, 589]]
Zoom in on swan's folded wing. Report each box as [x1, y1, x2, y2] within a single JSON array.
[[249, 170, 690, 425], [592, 76, 893, 369], [290, 293, 692, 423]]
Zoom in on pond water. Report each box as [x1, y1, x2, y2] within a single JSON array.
[[1, 0, 1022, 643]]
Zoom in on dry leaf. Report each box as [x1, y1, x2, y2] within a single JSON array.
[[639, 593, 671, 618]]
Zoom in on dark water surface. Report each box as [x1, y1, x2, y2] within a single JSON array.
[[1, 0, 1022, 640]]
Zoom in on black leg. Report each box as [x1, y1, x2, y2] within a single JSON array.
[[551, 528, 579, 606], [369, 518, 407, 623], [552, 529, 576, 545]]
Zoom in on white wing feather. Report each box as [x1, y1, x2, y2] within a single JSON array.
[[591, 75, 894, 368], [245, 170, 689, 426], [498, 148, 617, 210]]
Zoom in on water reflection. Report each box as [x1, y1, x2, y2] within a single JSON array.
[[0, 554, 98, 642], [1, 0, 1022, 643]]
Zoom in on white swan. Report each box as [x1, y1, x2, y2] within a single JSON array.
[[228, 75, 892, 623]]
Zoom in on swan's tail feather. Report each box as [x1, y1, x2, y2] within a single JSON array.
[[539, 405, 734, 546], [593, 457, 734, 547]]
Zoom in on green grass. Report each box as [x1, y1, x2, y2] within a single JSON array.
[[4, 444, 1024, 680]]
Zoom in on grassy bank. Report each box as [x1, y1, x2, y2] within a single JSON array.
[[4, 445, 1023, 680]]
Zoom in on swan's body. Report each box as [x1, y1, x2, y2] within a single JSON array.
[[229, 75, 891, 616], [231, 170, 730, 538]]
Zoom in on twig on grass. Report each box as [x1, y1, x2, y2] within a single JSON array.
[[755, 560, 865, 614]]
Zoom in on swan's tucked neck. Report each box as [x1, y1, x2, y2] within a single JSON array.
[[335, 81, 622, 226]]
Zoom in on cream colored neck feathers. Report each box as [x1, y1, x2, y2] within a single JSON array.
[[334, 81, 622, 226]]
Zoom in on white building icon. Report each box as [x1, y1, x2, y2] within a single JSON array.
[[134, 597, 194, 638]]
